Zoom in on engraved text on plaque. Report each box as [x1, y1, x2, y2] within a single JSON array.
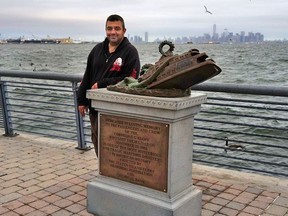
[[99, 114, 169, 192]]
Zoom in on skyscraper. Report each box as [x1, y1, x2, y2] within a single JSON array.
[[145, 32, 148, 43]]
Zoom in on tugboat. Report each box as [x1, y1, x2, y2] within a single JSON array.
[[107, 40, 222, 97]]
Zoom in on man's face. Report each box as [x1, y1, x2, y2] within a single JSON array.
[[106, 21, 126, 45]]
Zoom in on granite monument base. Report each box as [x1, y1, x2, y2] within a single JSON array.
[[87, 179, 201, 216], [86, 89, 206, 216]]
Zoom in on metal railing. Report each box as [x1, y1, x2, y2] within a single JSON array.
[[1, 70, 288, 177], [0, 70, 90, 150], [191, 83, 288, 177]]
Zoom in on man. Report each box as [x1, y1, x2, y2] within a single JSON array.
[[77, 14, 140, 156]]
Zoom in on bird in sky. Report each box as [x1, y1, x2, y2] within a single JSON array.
[[204, 5, 212, 14]]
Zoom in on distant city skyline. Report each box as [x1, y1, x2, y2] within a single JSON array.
[[127, 24, 265, 44], [1, 0, 287, 42]]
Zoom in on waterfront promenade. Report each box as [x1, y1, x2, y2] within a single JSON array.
[[0, 131, 288, 216]]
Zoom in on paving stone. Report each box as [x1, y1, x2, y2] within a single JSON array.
[[66, 194, 86, 203], [0, 206, 9, 215], [1, 179, 23, 187], [256, 195, 275, 203], [217, 192, 237, 200], [53, 199, 74, 208], [55, 189, 75, 198], [265, 204, 288, 215], [1, 186, 23, 195], [26, 210, 47, 216], [239, 191, 258, 200], [65, 203, 86, 213], [50, 209, 73, 216], [203, 203, 222, 212], [1, 132, 288, 216], [202, 194, 214, 202], [195, 181, 213, 188], [237, 213, 255, 216], [67, 185, 85, 193], [18, 185, 42, 195], [201, 209, 215, 216], [1, 211, 19, 216], [40, 204, 61, 215], [2, 200, 24, 210], [31, 190, 52, 199], [249, 200, 270, 209], [226, 201, 246, 210], [42, 194, 62, 203], [273, 196, 288, 208], [210, 184, 227, 192], [13, 205, 36, 215], [29, 199, 49, 209], [261, 191, 280, 199], [225, 188, 242, 195], [245, 186, 264, 195], [0, 192, 23, 203], [219, 207, 239, 216], [243, 206, 263, 215], [203, 188, 222, 196], [210, 197, 230, 206], [233, 196, 253, 205], [78, 209, 96, 216], [230, 184, 248, 191]]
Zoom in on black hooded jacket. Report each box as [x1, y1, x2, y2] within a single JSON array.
[[77, 37, 140, 111]]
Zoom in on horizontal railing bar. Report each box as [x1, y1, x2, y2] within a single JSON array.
[[4, 80, 73, 88], [194, 142, 288, 158], [6, 86, 72, 94], [12, 116, 76, 127], [7, 99, 73, 107], [6, 85, 73, 93], [13, 123, 77, 134], [200, 110, 288, 122], [205, 102, 288, 112], [8, 106, 74, 115], [9, 104, 75, 114], [15, 128, 78, 141], [195, 118, 286, 131], [194, 136, 288, 149], [1, 75, 287, 96], [207, 96, 288, 106], [192, 82, 288, 97], [6, 91, 73, 99], [10, 110, 74, 120], [0, 70, 82, 82], [194, 126, 288, 140], [194, 160, 288, 177], [194, 150, 288, 167], [6, 83, 73, 91]]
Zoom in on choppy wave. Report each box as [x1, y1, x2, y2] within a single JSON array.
[[1, 42, 288, 85]]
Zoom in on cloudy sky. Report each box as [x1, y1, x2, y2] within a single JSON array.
[[1, 0, 287, 42]]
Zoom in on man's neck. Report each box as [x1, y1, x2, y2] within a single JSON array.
[[108, 43, 118, 53], [108, 38, 124, 53]]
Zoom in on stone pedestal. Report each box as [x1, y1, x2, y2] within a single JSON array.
[[86, 89, 206, 216]]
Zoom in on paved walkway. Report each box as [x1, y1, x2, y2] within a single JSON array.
[[0, 132, 288, 216]]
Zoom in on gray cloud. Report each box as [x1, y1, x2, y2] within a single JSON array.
[[1, 0, 287, 41]]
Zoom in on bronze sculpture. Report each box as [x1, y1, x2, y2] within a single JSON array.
[[107, 40, 222, 97]]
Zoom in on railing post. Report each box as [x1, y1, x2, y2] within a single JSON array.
[[71, 81, 90, 150], [0, 81, 16, 136]]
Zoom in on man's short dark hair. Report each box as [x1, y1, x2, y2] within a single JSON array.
[[106, 14, 125, 29]]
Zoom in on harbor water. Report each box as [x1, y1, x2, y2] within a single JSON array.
[[1, 41, 288, 177], [1, 42, 288, 86]]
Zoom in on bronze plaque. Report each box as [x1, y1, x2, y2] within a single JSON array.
[[99, 114, 169, 192]]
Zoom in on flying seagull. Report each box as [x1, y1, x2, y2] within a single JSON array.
[[204, 5, 212, 14]]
